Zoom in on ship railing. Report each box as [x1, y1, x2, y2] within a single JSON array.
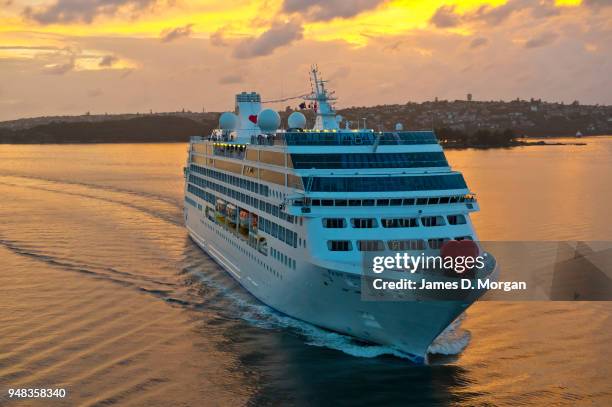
[[212, 145, 246, 160], [250, 134, 287, 146], [286, 194, 477, 208], [250, 131, 439, 146]]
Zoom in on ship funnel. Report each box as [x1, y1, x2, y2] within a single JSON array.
[[235, 91, 261, 141]]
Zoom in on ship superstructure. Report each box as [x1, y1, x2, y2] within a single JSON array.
[[183, 66, 495, 362]]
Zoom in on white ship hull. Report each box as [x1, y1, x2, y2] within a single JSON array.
[[185, 205, 484, 363], [183, 67, 494, 363]]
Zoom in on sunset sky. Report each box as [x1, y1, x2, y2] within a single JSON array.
[[0, 0, 610, 120]]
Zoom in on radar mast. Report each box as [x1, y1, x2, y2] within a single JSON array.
[[305, 65, 339, 130]]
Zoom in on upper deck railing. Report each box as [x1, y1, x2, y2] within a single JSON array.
[[250, 131, 439, 146]]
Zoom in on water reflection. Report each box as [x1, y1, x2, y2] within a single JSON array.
[[0, 138, 611, 406]]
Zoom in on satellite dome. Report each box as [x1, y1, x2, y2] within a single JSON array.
[[288, 111, 307, 129], [257, 109, 280, 132], [219, 112, 238, 130], [395, 122, 404, 131]]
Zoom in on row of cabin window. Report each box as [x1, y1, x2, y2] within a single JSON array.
[[188, 182, 298, 248], [307, 174, 467, 192], [288, 152, 448, 169], [259, 217, 298, 248], [282, 131, 439, 146], [308, 196, 473, 207], [187, 183, 216, 204], [322, 214, 466, 229], [270, 247, 297, 270], [184, 196, 199, 208], [188, 174, 298, 225], [328, 237, 473, 252], [190, 164, 270, 197]]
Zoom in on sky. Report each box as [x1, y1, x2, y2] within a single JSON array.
[[0, 0, 610, 120]]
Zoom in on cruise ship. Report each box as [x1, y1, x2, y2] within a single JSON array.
[[184, 66, 496, 363]]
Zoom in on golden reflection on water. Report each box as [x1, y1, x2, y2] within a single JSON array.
[[0, 138, 611, 406], [446, 136, 612, 240]]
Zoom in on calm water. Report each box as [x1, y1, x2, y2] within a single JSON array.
[[0, 137, 611, 406]]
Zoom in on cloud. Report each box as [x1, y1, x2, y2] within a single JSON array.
[[430, 5, 460, 28], [524, 31, 558, 48], [210, 29, 228, 46], [99, 54, 118, 67], [282, 0, 385, 21], [330, 66, 351, 81], [42, 58, 75, 75], [471, 0, 525, 25], [87, 88, 103, 97], [233, 20, 303, 59], [470, 37, 488, 49], [23, 0, 158, 24], [219, 74, 244, 84], [431, 0, 563, 29], [160, 24, 194, 42], [582, 0, 612, 8]]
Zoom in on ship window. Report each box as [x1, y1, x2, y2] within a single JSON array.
[[428, 238, 449, 249], [447, 214, 467, 225], [259, 151, 285, 166], [328, 240, 352, 251], [192, 143, 206, 154], [312, 199, 320, 206], [260, 169, 285, 186], [288, 174, 303, 190], [279, 227, 285, 242], [349, 199, 361, 206], [455, 236, 473, 241], [449, 196, 459, 203], [376, 199, 389, 206], [323, 218, 346, 228], [214, 159, 242, 175], [362, 199, 375, 206], [289, 152, 448, 169], [246, 149, 259, 161], [306, 174, 467, 192], [439, 197, 450, 204], [390, 199, 402, 206], [321, 200, 334, 206], [191, 155, 206, 165], [403, 198, 415, 205], [357, 240, 385, 252], [388, 239, 426, 251], [351, 218, 377, 228], [428, 197, 439, 205], [421, 216, 445, 227], [335, 200, 347, 207], [381, 218, 418, 228], [416, 198, 428, 205]]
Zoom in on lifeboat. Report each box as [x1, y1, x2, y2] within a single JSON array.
[[227, 204, 237, 220], [239, 210, 249, 227], [215, 199, 226, 214]]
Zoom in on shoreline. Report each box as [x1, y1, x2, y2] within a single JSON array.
[[443, 140, 589, 150], [0, 139, 592, 148]]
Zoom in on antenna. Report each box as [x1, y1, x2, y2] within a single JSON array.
[[306, 64, 339, 130]]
